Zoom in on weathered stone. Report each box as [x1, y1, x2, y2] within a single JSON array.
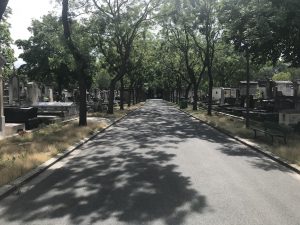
[[0, 54, 6, 135]]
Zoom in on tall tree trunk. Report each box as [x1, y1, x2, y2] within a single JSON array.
[[207, 65, 213, 116], [62, 0, 87, 126], [120, 78, 124, 110], [127, 84, 132, 107], [245, 50, 250, 128], [78, 72, 87, 125], [193, 84, 198, 110], [107, 81, 116, 114], [176, 78, 182, 104], [136, 87, 140, 103], [185, 82, 192, 99], [132, 88, 136, 105], [172, 90, 175, 102]]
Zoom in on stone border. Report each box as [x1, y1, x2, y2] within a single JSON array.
[[0, 106, 141, 201], [177, 107, 300, 175]]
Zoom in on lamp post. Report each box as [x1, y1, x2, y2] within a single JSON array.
[[0, 54, 6, 135]]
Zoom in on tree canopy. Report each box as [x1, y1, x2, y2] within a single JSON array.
[[1, 0, 299, 122]]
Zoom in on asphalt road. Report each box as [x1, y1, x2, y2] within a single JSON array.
[[0, 99, 300, 225]]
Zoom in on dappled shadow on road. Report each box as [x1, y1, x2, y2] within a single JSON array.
[[0, 100, 290, 224], [218, 143, 290, 173], [0, 100, 211, 225]]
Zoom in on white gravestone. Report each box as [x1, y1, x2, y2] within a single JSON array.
[[27, 82, 39, 105]]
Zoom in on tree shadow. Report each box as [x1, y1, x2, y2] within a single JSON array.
[[0, 100, 212, 225], [218, 143, 290, 173], [1, 100, 290, 224]]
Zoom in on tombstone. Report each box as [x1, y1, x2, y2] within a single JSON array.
[[8, 75, 19, 105], [0, 54, 7, 134], [27, 82, 39, 105], [41, 86, 53, 102], [48, 88, 53, 102], [103, 90, 109, 103]]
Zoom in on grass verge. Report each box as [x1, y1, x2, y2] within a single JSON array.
[[183, 106, 300, 167], [0, 103, 143, 187]]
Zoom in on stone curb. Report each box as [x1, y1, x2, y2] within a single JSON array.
[[177, 107, 300, 175], [0, 106, 141, 201]]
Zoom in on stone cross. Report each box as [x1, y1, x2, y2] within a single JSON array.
[[0, 54, 7, 134]]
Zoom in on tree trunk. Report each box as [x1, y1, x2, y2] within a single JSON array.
[[172, 90, 175, 102], [107, 80, 116, 114], [78, 71, 87, 126], [207, 66, 213, 116], [193, 84, 198, 110], [62, 0, 88, 126], [136, 87, 140, 103], [185, 82, 192, 99], [120, 78, 124, 110], [245, 50, 250, 128], [132, 88, 136, 105], [127, 85, 132, 107]]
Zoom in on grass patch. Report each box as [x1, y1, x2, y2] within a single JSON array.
[[184, 105, 300, 166], [0, 103, 143, 187]]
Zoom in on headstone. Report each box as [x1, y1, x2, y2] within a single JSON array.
[[48, 88, 53, 102], [27, 82, 39, 105], [0, 54, 7, 134], [9, 75, 19, 105], [220, 88, 225, 105], [102, 90, 109, 103]]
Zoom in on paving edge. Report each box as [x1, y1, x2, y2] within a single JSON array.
[[177, 107, 300, 175], [0, 106, 142, 201]]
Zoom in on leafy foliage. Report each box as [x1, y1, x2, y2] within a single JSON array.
[[0, 7, 15, 77], [272, 72, 292, 81]]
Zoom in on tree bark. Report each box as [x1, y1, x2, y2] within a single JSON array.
[[185, 82, 192, 99], [107, 80, 116, 114], [207, 65, 213, 116], [193, 84, 198, 110], [245, 50, 250, 128], [132, 88, 136, 105], [127, 83, 133, 107], [62, 0, 87, 126], [120, 77, 124, 110]]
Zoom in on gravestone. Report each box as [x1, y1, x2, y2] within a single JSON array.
[[9, 75, 19, 105], [48, 88, 53, 102], [27, 82, 39, 105], [0, 54, 6, 135]]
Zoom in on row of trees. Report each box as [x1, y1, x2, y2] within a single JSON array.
[[1, 0, 299, 126]]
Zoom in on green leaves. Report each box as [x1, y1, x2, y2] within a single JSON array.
[[0, 7, 15, 77], [219, 0, 300, 66]]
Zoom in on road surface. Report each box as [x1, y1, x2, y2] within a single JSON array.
[[0, 99, 300, 225]]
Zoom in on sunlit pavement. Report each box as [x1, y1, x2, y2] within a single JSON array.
[[0, 99, 300, 225]]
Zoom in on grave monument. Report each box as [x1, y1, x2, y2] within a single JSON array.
[[0, 54, 6, 135]]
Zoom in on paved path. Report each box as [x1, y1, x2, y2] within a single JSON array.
[[0, 99, 300, 225]]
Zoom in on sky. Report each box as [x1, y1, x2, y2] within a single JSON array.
[[7, 0, 56, 67]]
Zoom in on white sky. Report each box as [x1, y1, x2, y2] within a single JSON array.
[[7, 0, 56, 66]]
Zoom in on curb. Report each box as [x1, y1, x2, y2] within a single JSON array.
[[177, 107, 300, 175], [0, 106, 141, 201]]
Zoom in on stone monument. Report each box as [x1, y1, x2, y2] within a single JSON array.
[[27, 82, 39, 105], [0, 54, 7, 135], [9, 75, 19, 105]]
